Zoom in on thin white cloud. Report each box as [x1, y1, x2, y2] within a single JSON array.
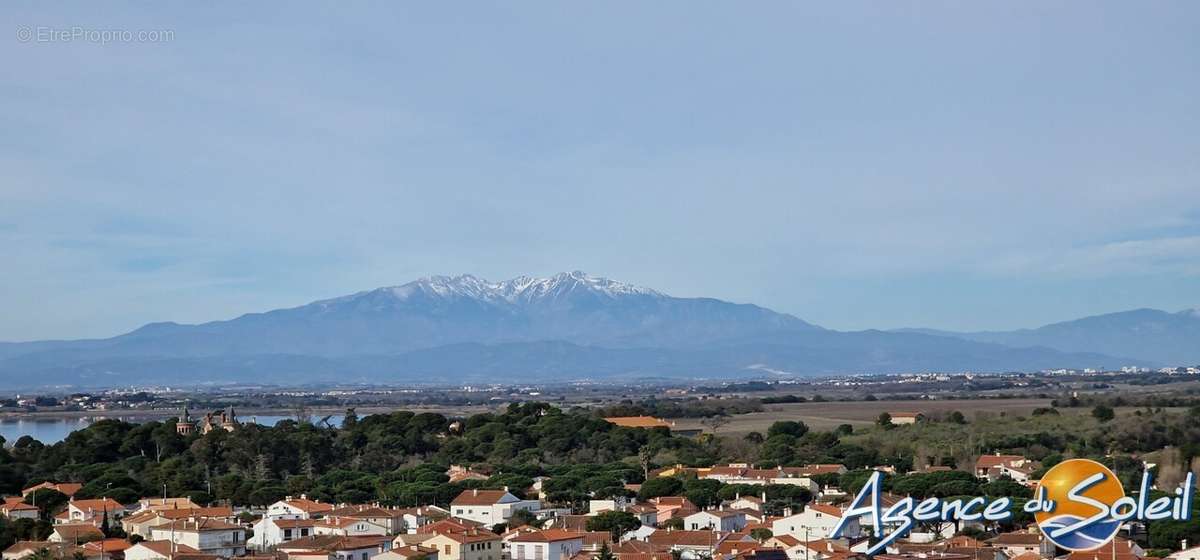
[[983, 236, 1200, 278]]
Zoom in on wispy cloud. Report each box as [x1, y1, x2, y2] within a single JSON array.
[[983, 236, 1200, 277]]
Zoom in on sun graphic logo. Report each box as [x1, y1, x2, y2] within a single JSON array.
[[1034, 459, 1125, 551]]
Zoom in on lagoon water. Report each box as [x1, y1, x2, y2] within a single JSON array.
[[0, 415, 343, 445]]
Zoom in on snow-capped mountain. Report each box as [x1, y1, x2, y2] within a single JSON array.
[[317, 271, 664, 309], [0, 271, 815, 363], [0, 272, 1159, 387]]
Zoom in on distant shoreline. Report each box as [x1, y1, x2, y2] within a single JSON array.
[[0, 403, 496, 422], [0, 408, 333, 421]]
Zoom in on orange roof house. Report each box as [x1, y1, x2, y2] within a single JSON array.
[[22, 482, 83, 498], [450, 489, 512, 506], [602, 417, 673, 429]]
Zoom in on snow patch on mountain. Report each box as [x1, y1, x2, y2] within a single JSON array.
[[325, 271, 662, 308]]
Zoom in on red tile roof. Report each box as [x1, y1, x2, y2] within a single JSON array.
[[152, 518, 242, 532], [647, 530, 724, 547], [805, 504, 842, 517], [52, 524, 104, 541], [419, 518, 483, 535], [284, 498, 334, 513], [975, 454, 1026, 470], [2, 497, 38, 512], [132, 541, 201, 556], [23, 482, 83, 497], [82, 539, 133, 553], [451, 489, 511, 506], [603, 417, 673, 429], [437, 529, 501, 544], [70, 498, 125, 512], [511, 529, 586, 543], [1065, 539, 1139, 560]]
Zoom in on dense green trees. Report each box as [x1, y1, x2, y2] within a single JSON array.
[[10, 398, 1192, 526], [585, 510, 640, 540], [637, 477, 683, 500], [0, 403, 713, 513]]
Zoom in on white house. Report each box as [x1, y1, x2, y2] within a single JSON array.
[[683, 510, 747, 532], [974, 454, 1039, 483], [625, 504, 658, 527], [278, 535, 393, 560], [124, 541, 203, 560], [376, 545, 439, 560], [250, 517, 319, 549], [64, 498, 127, 525], [327, 506, 428, 535], [148, 517, 246, 558], [266, 496, 335, 520], [646, 530, 725, 560], [450, 490, 540, 527], [988, 532, 1056, 558], [1, 498, 39, 521], [764, 535, 830, 560], [727, 494, 765, 513], [394, 508, 435, 534], [48, 524, 103, 543], [588, 497, 632, 515], [136, 498, 199, 513], [510, 530, 584, 560], [771, 505, 857, 540], [315, 517, 390, 538]]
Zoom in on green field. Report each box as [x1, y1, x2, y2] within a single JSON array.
[[673, 397, 1065, 433]]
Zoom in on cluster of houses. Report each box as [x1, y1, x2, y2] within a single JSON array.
[[3, 454, 1193, 560]]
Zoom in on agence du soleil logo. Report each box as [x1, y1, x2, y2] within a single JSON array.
[[830, 458, 1194, 556]]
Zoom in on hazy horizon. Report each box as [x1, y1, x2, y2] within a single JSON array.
[[3, 2, 1198, 341]]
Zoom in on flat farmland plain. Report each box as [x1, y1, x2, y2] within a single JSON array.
[[672, 398, 1063, 433]]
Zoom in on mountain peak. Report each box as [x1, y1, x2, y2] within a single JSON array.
[[375, 271, 662, 303]]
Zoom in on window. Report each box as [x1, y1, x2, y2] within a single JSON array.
[[444, 545, 451, 556], [285, 529, 293, 539], [534, 546, 543, 560], [516, 545, 525, 559]]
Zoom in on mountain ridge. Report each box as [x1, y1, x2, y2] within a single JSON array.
[[894, 307, 1200, 364], [0, 272, 1175, 387]]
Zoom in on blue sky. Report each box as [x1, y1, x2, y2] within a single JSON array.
[[2, 2, 1198, 341]]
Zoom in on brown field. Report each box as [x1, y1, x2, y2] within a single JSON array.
[[672, 398, 1063, 433]]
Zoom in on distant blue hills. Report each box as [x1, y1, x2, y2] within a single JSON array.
[[0, 272, 1189, 387], [894, 307, 1200, 366]]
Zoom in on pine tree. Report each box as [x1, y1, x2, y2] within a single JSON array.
[[597, 543, 615, 560]]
